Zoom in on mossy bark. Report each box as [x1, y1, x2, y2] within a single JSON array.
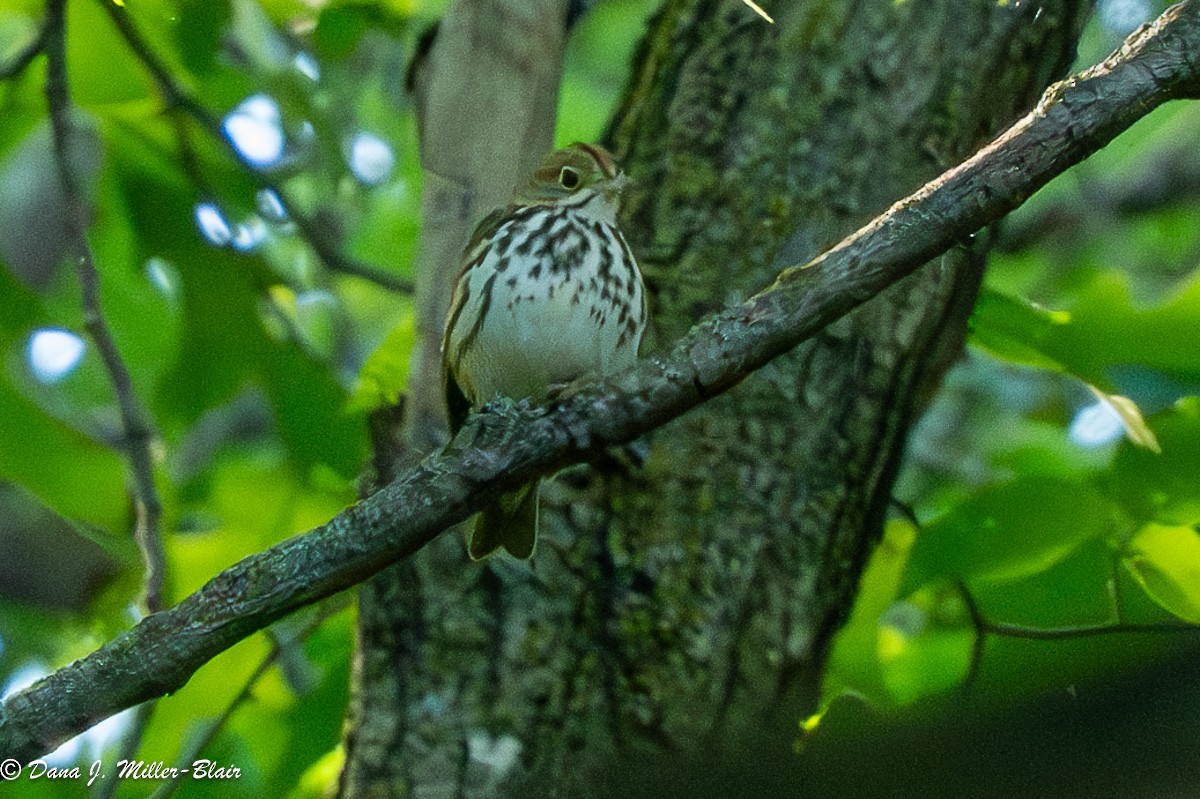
[[341, 1, 1089, 795]]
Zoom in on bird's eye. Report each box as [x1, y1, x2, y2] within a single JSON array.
[[559, 166, 581, 190]]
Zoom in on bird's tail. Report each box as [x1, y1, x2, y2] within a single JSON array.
[[468, 481, 540, 560]]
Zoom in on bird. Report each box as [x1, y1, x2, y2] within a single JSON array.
[[441, 142, 647, 560]]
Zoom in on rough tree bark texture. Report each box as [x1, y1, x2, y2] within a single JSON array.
[[342, 1, 1089, 796]]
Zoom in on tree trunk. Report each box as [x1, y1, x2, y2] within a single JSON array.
[[341, 1, 1089, 795]]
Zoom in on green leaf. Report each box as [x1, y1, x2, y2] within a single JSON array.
[[969, 287, 1071, 372], [905, 477, 1112, 589], [987, 417, 1114, 480], [1106, 397, 1200, 525], [822, 518, 919, 707], [348, 312, 416, 412], [57, 153, 183, 397], [260, 340, 367, 478], [290, 746, 346, 799], [347, 179, 421, 273], [66, 0, 155, 106], [154, 243, 264, 427], [1056, 270, 1200, 386], [311, 4, 376, 60], [877, 583, 973, 706], [0, 256, 41, 341], [175, 0, 233, 75], [975, 270, 1200, 389], [171, 452, 352, 594], [1124, 522, 1200, 623], [0, 378, 127, 529], [969, 537, 1117, 629]]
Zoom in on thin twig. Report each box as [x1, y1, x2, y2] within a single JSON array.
[[980, 619, 1200, 640], [0, 18, 47, 80], [96, 0, 413, 294], [957, 579, 1200, 687], [43, 0, 168, 776], [145, 599, 348, 799], [957, 579, 988, 690], [93, 702, 154, 799], [44, 0, 166, 615]]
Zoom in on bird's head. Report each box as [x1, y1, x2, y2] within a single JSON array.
[[512, 142, 629, 222]]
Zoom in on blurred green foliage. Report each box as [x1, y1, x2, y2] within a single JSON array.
[[820, 7, 1200, 778], [0, 0, 1197, 797]]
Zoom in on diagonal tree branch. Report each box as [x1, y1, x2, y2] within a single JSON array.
[[2, 0, 1199, 763]]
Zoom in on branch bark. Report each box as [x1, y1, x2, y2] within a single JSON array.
[[1, 0, 1198, 764]]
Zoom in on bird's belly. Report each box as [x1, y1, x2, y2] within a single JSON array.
[[460, 274, 639, 404]]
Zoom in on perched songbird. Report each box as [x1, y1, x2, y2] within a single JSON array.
[[442, 143, 647, 560]]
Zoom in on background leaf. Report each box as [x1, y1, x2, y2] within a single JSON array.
[[1124, 522, 1200, 623]]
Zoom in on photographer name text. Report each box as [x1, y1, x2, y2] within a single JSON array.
[[0, 757, 241, 784]]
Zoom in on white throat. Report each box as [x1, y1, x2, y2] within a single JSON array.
[[572, 188, 620, 226]]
